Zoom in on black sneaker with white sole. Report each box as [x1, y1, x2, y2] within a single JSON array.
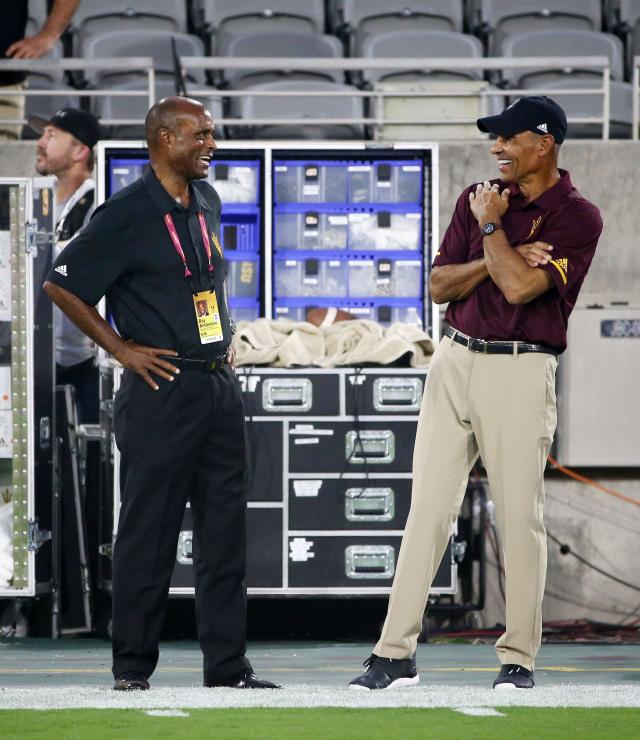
[[348, 653, 419, 690], [493, 663, 534, 689]]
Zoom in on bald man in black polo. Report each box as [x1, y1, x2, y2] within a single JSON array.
[[44, 97, 280, 691], [350, 96, 602, 691]]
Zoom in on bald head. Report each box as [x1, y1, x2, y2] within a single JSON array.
[[145, 96, 207, 150], [144, 96, 216, 182]]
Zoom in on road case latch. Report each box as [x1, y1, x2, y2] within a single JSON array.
[[25, 219, 53, 254], [262, 378, 312, 412], [177, 531, 193, 565], [345, 545, 395, 579], [373, 377, 423, 412], [345, 487, 395, 522], [28, 519, 51, 552], [452, 539, 467, 563], [345, 430, 395, 464], [98, 541, 114, 559]]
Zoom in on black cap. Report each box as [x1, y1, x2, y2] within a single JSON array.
[[28, 108, 102, 149], [477, 96, 567, 144]]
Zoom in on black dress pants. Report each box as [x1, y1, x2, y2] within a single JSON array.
[[111, 365, 251, 682]]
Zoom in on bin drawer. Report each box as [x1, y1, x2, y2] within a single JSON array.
[[238, 370, 341, 416], [287, 535, 454, 590], [288, 420, 417, 473], [345, 372, 425, 415], [171, 506, 283, 591], [274, 257, 347, 297], [274, 163, 348, 203], [274, 211, 348, 251], [289, 477, 412, 530]]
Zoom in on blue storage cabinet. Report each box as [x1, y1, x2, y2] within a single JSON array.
[[101, 148, 264, 323], [272, 155, 428, 327], [211, 160, 262, 323]]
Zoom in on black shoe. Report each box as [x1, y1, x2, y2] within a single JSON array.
[[493, 663, 534, 689], [348, 653, 419, 690], [113, 671, 150, 691], [205, 670, 281, 689]]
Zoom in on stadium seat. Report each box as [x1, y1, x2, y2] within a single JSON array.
[[80, 30, 206, 87], [360, 29, 483, 86], [372, 78, 505, 140], [221, 31, 344, 87], [71, 0, 188, 53], [23, 82, 80, 133], [229, 79, 364, 139], [526, 77, 634, 139], [338, 0, 464, 55], [25, 41, 66, 86], [499, 29, 625, 88], [468, 0, 603, 52], [607, 0, 640, 77], [27, 0, 49, 33], [195, 0, 325, 53], [93, 79, 224, 139]]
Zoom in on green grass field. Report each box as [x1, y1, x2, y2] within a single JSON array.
[[1, 708, 639, 740]]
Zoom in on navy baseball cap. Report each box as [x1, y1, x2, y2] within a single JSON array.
[[477, 96, 567, 144], [28, 107, 102, 148]]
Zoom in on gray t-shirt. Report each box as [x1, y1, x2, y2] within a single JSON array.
[[54, 181, 96, 367]]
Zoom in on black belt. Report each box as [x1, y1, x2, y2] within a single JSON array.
[[445, 326, 557, 356], [160, 350, 228, 373]]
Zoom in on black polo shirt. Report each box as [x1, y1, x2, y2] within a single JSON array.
[[46, 167, 232, 359], [1, 0, 28, 85], [433, 170, 603, 353]]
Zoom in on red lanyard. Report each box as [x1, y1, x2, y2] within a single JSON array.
[[164, 211, 214, 280]]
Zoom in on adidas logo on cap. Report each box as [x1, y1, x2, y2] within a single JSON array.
[[537, 122, 548, 133], [55, 265, 67, 276]]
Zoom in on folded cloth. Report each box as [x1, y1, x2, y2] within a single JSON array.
[[235, 318, 433, 368], [235, 318, 326, 367]]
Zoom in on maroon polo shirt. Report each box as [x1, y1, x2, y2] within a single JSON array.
[[433, 170, 603, 353]]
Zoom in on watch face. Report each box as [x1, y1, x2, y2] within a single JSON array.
[[481, 222, 496, 235]]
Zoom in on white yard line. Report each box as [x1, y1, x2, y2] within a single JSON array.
[[0, 685, 638, 710]]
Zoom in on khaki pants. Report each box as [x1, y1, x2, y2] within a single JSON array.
[[375, 333, 558, 670], [0, 83, 26, 140]]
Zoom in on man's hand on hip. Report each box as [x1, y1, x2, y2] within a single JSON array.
[[114, 340, 180, 391]]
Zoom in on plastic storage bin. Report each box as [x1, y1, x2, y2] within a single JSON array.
[[273, 299, 423, 327], [219, 215, 260, 252], [274, 163, 348, 203], [208, 161, 260, 203], [348, 258, 422, 298], [347, 162, 422, 204], [229, 299, 260, 323], [226, 255, 259, 299], [274, 211, 348, 251], [275, 257, 348, 297], [348, 211, 421, 251]]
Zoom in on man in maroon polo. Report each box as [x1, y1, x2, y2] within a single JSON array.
[[349, 96, 603, 690]]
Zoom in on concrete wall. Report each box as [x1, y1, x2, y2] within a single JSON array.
[[2, 139, 639, 626], [438, 140, 640, 303]]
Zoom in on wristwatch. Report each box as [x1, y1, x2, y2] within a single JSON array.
[[480, 222, 502, 236]]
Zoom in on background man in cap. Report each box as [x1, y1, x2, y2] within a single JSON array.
[[32, 107, 102, 424], [350, 96, 603, 691], [1, 1, 80, 139]]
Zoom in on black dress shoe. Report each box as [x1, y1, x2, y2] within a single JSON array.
[[493, 663, 534, 689], [349, 653, 419, 690], [113, 671, 150, 691], [205, 670, 281, 689]]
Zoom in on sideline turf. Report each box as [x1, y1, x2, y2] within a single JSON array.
[[0, 708, 638, 739]]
